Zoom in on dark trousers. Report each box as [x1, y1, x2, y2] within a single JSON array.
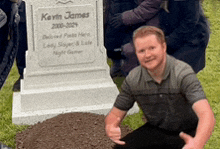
[[16, 1, 27, 78], [113, 123, 196, 149], [16, 21, 27, 78]]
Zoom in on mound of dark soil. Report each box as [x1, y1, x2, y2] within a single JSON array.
[[16, 112, 132, 149]]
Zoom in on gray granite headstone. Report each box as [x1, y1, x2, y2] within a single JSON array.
[[12, 0, 139, 125]]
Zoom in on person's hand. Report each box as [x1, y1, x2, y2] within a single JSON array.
[[179, 132, 203, 149], [105, 117, 126, 145], [109, 13, 123, 29]]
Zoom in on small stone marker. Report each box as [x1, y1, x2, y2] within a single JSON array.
[[12, 0, 139, 125]]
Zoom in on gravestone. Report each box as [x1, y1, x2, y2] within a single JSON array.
[[12, 0, 139, 125]]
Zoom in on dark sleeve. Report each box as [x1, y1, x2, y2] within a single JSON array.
[[166, 0, 200, 50], [179, 65, 206, 105], [122, 0, 162, 26], [113, 79, 135, 111]]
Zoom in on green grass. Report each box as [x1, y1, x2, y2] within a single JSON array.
[[1, 0, 220, 148], [196, 1, 220, 148], [0, 63, 29, 148]]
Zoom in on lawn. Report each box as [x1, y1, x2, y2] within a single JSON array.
[[0, 0, 220, 148]]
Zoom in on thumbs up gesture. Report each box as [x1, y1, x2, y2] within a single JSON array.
[[105, 117, 126, 145], [179, 132, 203, 149], [180, 132, 194, 149]]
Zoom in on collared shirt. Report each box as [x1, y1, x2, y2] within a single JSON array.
[[114, 55, 206, 131]]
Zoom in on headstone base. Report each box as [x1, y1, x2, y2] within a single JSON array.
[[12, 81, 139, 125]]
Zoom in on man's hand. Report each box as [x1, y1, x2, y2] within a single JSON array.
[[109, 13, 123, 29], [180, 99, 216, 149], [105, 117, 126, 145], [180, 132, 203, 149]]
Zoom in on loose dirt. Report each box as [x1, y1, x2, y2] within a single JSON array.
[[16, 112, 132, 149]]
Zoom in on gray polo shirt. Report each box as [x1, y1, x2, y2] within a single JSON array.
[[114, 55, 206, 131]]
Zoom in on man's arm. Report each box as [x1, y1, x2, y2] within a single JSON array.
[[105, 107, 127, 145], [180, 99, 215, 149]]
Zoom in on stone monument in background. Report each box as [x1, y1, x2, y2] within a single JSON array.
[[12, 0, 139, 125]]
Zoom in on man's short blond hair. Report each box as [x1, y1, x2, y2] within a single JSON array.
[[133, 26, 165, 44]]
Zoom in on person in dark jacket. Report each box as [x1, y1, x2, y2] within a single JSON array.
[[159, 0, 210, 73], [104, 0, 136, 78], [0, 0, 13, 64], [0, 0, 21, 89], [104, 0, 162, 77]]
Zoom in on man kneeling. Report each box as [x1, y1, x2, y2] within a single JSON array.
[[105, 26, 215, 149]]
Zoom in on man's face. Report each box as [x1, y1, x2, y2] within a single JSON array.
[[134, 34, 166, 72]]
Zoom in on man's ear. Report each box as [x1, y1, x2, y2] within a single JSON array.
[[162, 42, 167, 52]]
